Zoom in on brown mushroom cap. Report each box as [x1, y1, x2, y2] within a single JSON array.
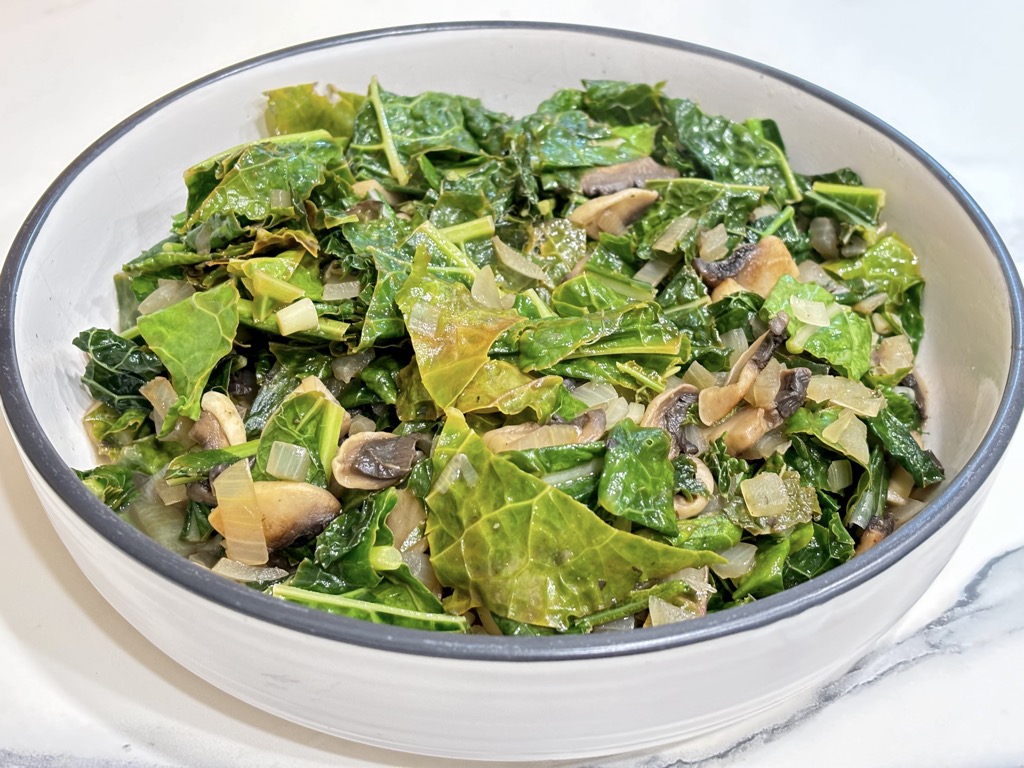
[[333, 431, 421, 490], [580, 157, 680, 197], [207, 480, 342, 551], [695, 236, 799, 297], [568, 188, 660, 239], [640, 383, 700, 458]]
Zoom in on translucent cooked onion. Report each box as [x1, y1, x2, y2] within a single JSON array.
[[432, 452, 478, 494], [809, 216, 839, 258], [348, 414, 376, 435], [806, 375, 885, 418], [266, 441, 312, 482], [711, 542, 758, 579], [740, 472, 789, 518], [652, 215, 696, 253], [471, 265, 515, 309], [572, 381, 619, 408], [154, 477, 189, 505], [682, 360, 720, 391], [331, 351, 374, 384], [698, 223, 728, 261], [211, 557, 288, 584], [138, 279, 195, 315], [211, 460, 268, 565], [402, 551, 442, 597], [127, 496, 194, 556], [633, 254, 679, 286], [796, 259, 840, 291], [887, 465, 915, 505], [853, 292, 889, 315], [541, 459, 603, 488], [745, 430, 790, 460], [139, 376, 178, 433], [790, 295, 831, 327], [748, 358, 782, 409], [720, 328, 750, 370], [874, 334, 914, 376], [275, 298, 319, 336], [647, 595, 695, 626], [892, 498, 926, 529], [827, 459, 854, 492], [322, 278, 361, 301], [492, 236, 550, 285], [821, 408, 870, 467], [624, 400, 646, 423], [602, 397, 630, 430], [507, 424, 581, 451], [682, 424, 709, 455], [252, 270, 304, 304]]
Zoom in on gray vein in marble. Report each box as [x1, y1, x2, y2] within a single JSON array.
[[584, 543, 1024, 768]]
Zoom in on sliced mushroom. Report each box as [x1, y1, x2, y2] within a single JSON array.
[[579, 157, 680, 197], [333, 431, 421, 490], [571, 408, 608, 443], [710, 277, 745, 302], [386, 489, 428, 554], [855, 514, 895, 554], [253, 481, 340, 550], [568, 188, 659, 239], [673, 457, 714, 519], [698, 316, 788, 426], [773, 367, 812, 419], [703, 406, 777, 456], [640, 383, 699, 458], [199, 391, 247, 446], [188, 409, 230, 451], [694, 235, 799, 297]]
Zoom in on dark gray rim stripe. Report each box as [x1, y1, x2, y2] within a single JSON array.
[[1, 21, 1021, 662]]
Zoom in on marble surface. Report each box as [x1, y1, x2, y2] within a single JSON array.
[[2, 1, 1022, 765]]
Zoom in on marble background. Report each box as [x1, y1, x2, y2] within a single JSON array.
[[1, 1, 1022, 766]]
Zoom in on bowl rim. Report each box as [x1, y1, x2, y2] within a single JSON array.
[[1, 20, 1021, 663]]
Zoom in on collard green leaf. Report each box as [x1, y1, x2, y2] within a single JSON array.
[[252, 391, 345, 487], [425, 409, 722, 630], [137, 280, 240, 434], [523, 108, 655, 172], [265, 83, 365, 140], [581, 79, 665, 126], [762, 275, 873, 380], [865, 407, 945, 487], [242, 344, 332, 437], [396, 251, 519, 408], [83, 404, 153, 451], [273, 583, 468, 632], [824, 235, 922, 301], [845, 445, 889, 528], [662, 98, 800, 206], [598, 419, 677, 535], [163, 440, 259, 485], [73, 328, 165, 414], [732, 538, 791, 599], [673, 514, 743, 552], [454, 359, 568, 423], [75, 465, 138, 511]]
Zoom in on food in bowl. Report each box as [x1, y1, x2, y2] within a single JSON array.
[[73, 76, 944, 636]]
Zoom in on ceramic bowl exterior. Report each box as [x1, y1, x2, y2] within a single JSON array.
[[1, 23, 1020, 761]]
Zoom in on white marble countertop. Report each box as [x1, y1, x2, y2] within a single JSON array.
[[2, 1, 1022, 766]]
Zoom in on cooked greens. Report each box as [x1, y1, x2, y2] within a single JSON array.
[[73, 78, 943, 634]]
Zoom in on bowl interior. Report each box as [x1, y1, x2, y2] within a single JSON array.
[[3, 24, 1018, 652]]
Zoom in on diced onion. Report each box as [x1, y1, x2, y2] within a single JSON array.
[[821, 408, 870, 467], [806, 375, 885, 418], [698, 223, 728, 262], [633, 254, 679, 286], [809, 216, 839, 258], [652, 216, 696, 253], [401, 551, 442, 597], [572, 381, 620, 408], [541, 459, 604, 489], [138, 279, 195, 315], [796, 259, 841, 292], [275, 298, 319, 336], [269, 188, 291, 209], [211, 460, 268, 565], [740, 472, 789, 518], [788, 322, 819, 353], [331, 351, 374, 383], [682, 360, 720, 391], [647, 595, 697, 626], [827, 459, 854, 492], [471, 265, 514, 309], [492, 236, 550, 285], [853, 292, 889, 315], [322, 278, 361, 301], [507, 424, 581, 451], [720, 328, 750, 370], [874, 335, 914, 376], [154, 477, 189, 506], [872, 313, 894, 334], [432, 453, 478, 494], [682, 424, 709, 455], [266, 441, 312, 482], [790, 296, 831, 327], [212, 557, 288, 584], [748, 358, 782, 409], [602, 397, 630, 430], [745, 430, 790, 460], [127, 497, 193, 556], [887, 465, 915, 505], [624, 400, 646, 423], [139, 376, 178, 433], [749, 204, 779, 222], [711, 542, 758, 579], [348, 414, 376, 435]]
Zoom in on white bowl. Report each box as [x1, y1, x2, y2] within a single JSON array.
[[1, 22, 1020, 761]]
